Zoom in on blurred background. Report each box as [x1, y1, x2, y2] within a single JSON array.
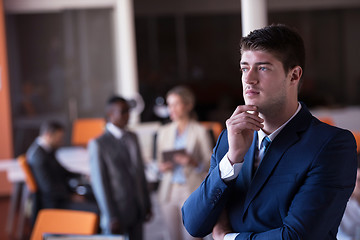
[[2, 0, 360, 156], [0, 0, 360, 238]]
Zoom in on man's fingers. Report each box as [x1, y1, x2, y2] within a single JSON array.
[[228, 115, 263, 126], [226, 118, 264, 133], [227, 111, 264, 130], [230, 105, 258, 118], [229, 111, 263, 124], [228, 121, 263, 133]]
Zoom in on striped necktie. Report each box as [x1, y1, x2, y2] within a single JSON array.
[[262, 136, 271, 152], [253, 136, 271, 171]]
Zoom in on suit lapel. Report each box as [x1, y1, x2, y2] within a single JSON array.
[[185, 121, 197, 153], [237, 132, 257, 189], [242, 104, 313, 217], [121, 132, 138, 168], [104, 131, 133, 168], [163, 122, 177, 152]]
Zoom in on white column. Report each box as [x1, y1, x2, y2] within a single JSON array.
[[241, 0, 268, 37], [113, 0, 140, 123]]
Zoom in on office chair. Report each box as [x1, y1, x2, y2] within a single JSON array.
[[318, 116, 335, 126], [71, 118, 105, 146], [352, 131, 360, 153], [18, 154, 37, 193], [30, 209, 99, 240], [200, 121, 224, 146], [17, 154, 40, 238]]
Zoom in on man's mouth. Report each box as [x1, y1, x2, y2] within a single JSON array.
[[245, 89, 260, 96]]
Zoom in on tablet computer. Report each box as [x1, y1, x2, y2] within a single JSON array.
[[162, 148, 186, 162]]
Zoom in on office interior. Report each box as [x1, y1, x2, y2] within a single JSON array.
[[0, 0, 360, 239]]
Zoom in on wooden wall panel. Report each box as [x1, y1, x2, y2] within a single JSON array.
[[0, 0, 14, 195]]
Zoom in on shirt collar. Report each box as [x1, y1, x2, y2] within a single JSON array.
[[257, 102, 302, 149], [106, 122, 124, 139], [36, 137, 52, 152]]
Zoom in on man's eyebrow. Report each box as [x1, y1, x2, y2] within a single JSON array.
[[240, 61, 273, 65]]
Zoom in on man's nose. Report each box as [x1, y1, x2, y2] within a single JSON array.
[[243, 68, 258, 85]]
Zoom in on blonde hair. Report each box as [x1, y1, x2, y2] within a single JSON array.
[[166, 85, 197, 119], [166, 85, 195, 107]]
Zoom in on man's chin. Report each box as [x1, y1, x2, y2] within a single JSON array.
[[244, 99, 260, 108]]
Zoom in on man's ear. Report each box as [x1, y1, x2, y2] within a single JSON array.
[[290, 66, 302, 85]]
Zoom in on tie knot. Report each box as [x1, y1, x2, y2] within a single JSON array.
[[262, 136, 271, 149]]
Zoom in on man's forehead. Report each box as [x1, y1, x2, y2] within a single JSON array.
[[240, 50, 280, 64], [112, 101, 129, 108]]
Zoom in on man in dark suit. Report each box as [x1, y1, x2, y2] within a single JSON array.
[[27, 121, 98, 212], [88, 96, 152, 240], [181, 24, 358, 240]]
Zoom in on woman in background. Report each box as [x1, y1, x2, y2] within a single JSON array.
[[157, 86, 213, 240]]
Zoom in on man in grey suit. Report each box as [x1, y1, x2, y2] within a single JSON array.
[[88, 96, 152, 240]]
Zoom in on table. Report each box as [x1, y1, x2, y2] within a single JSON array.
[[2, 146, 90, 239], [2, 146, 160, 239], [4, 146, 158, 183], [3, 147, 89, 184]]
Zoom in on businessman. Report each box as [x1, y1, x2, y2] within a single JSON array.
[[181, 24, 358, 240], [27, 121, 98, 212], [89, 96, 152, 240]]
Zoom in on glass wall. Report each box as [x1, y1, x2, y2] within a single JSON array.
[[6, 9, 115, 155]]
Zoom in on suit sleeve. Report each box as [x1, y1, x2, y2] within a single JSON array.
[[234, 130, 357, 240], [29, 151, 69, 200], [88, 140, 117, 226], [53, 158, 82, 182], [182, 130, 232, 237], [183, 129, 357, 240]]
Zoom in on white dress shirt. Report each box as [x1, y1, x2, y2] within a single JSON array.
[[220, 103, 301, 239], [106, 122, 124, 139], [36, 136, 52, 152]]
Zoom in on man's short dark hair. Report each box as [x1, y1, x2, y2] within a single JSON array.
[[107, 95, 128, 106], [105, 95, 130, 119], [240, 24, 305, 76], [40, 121, 64, 136]]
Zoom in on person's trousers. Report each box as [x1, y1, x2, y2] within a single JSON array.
[[127, 220, 143, 240], [160, 184, 202, 240]]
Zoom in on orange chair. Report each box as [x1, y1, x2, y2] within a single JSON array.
[[18, 155, 37, 193], [17, 155, 39, 238], [352, 131, 360, 154], [318, 117, 335, 126], [71, 118, 106, 146], [30, 209, 99, 240], [200, 121, 224, 144]]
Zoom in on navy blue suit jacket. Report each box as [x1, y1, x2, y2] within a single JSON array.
[[182, 104, 357, 239]]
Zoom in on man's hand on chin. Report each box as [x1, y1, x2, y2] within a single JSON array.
[[212, 210, 232, 240]]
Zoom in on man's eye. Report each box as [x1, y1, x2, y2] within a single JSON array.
[[241, 68, 248, 73], [259, 66, 267, 71]]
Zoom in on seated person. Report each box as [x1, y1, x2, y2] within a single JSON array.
[[26, 120, 98, 213], [337, 154, 360, 240]]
